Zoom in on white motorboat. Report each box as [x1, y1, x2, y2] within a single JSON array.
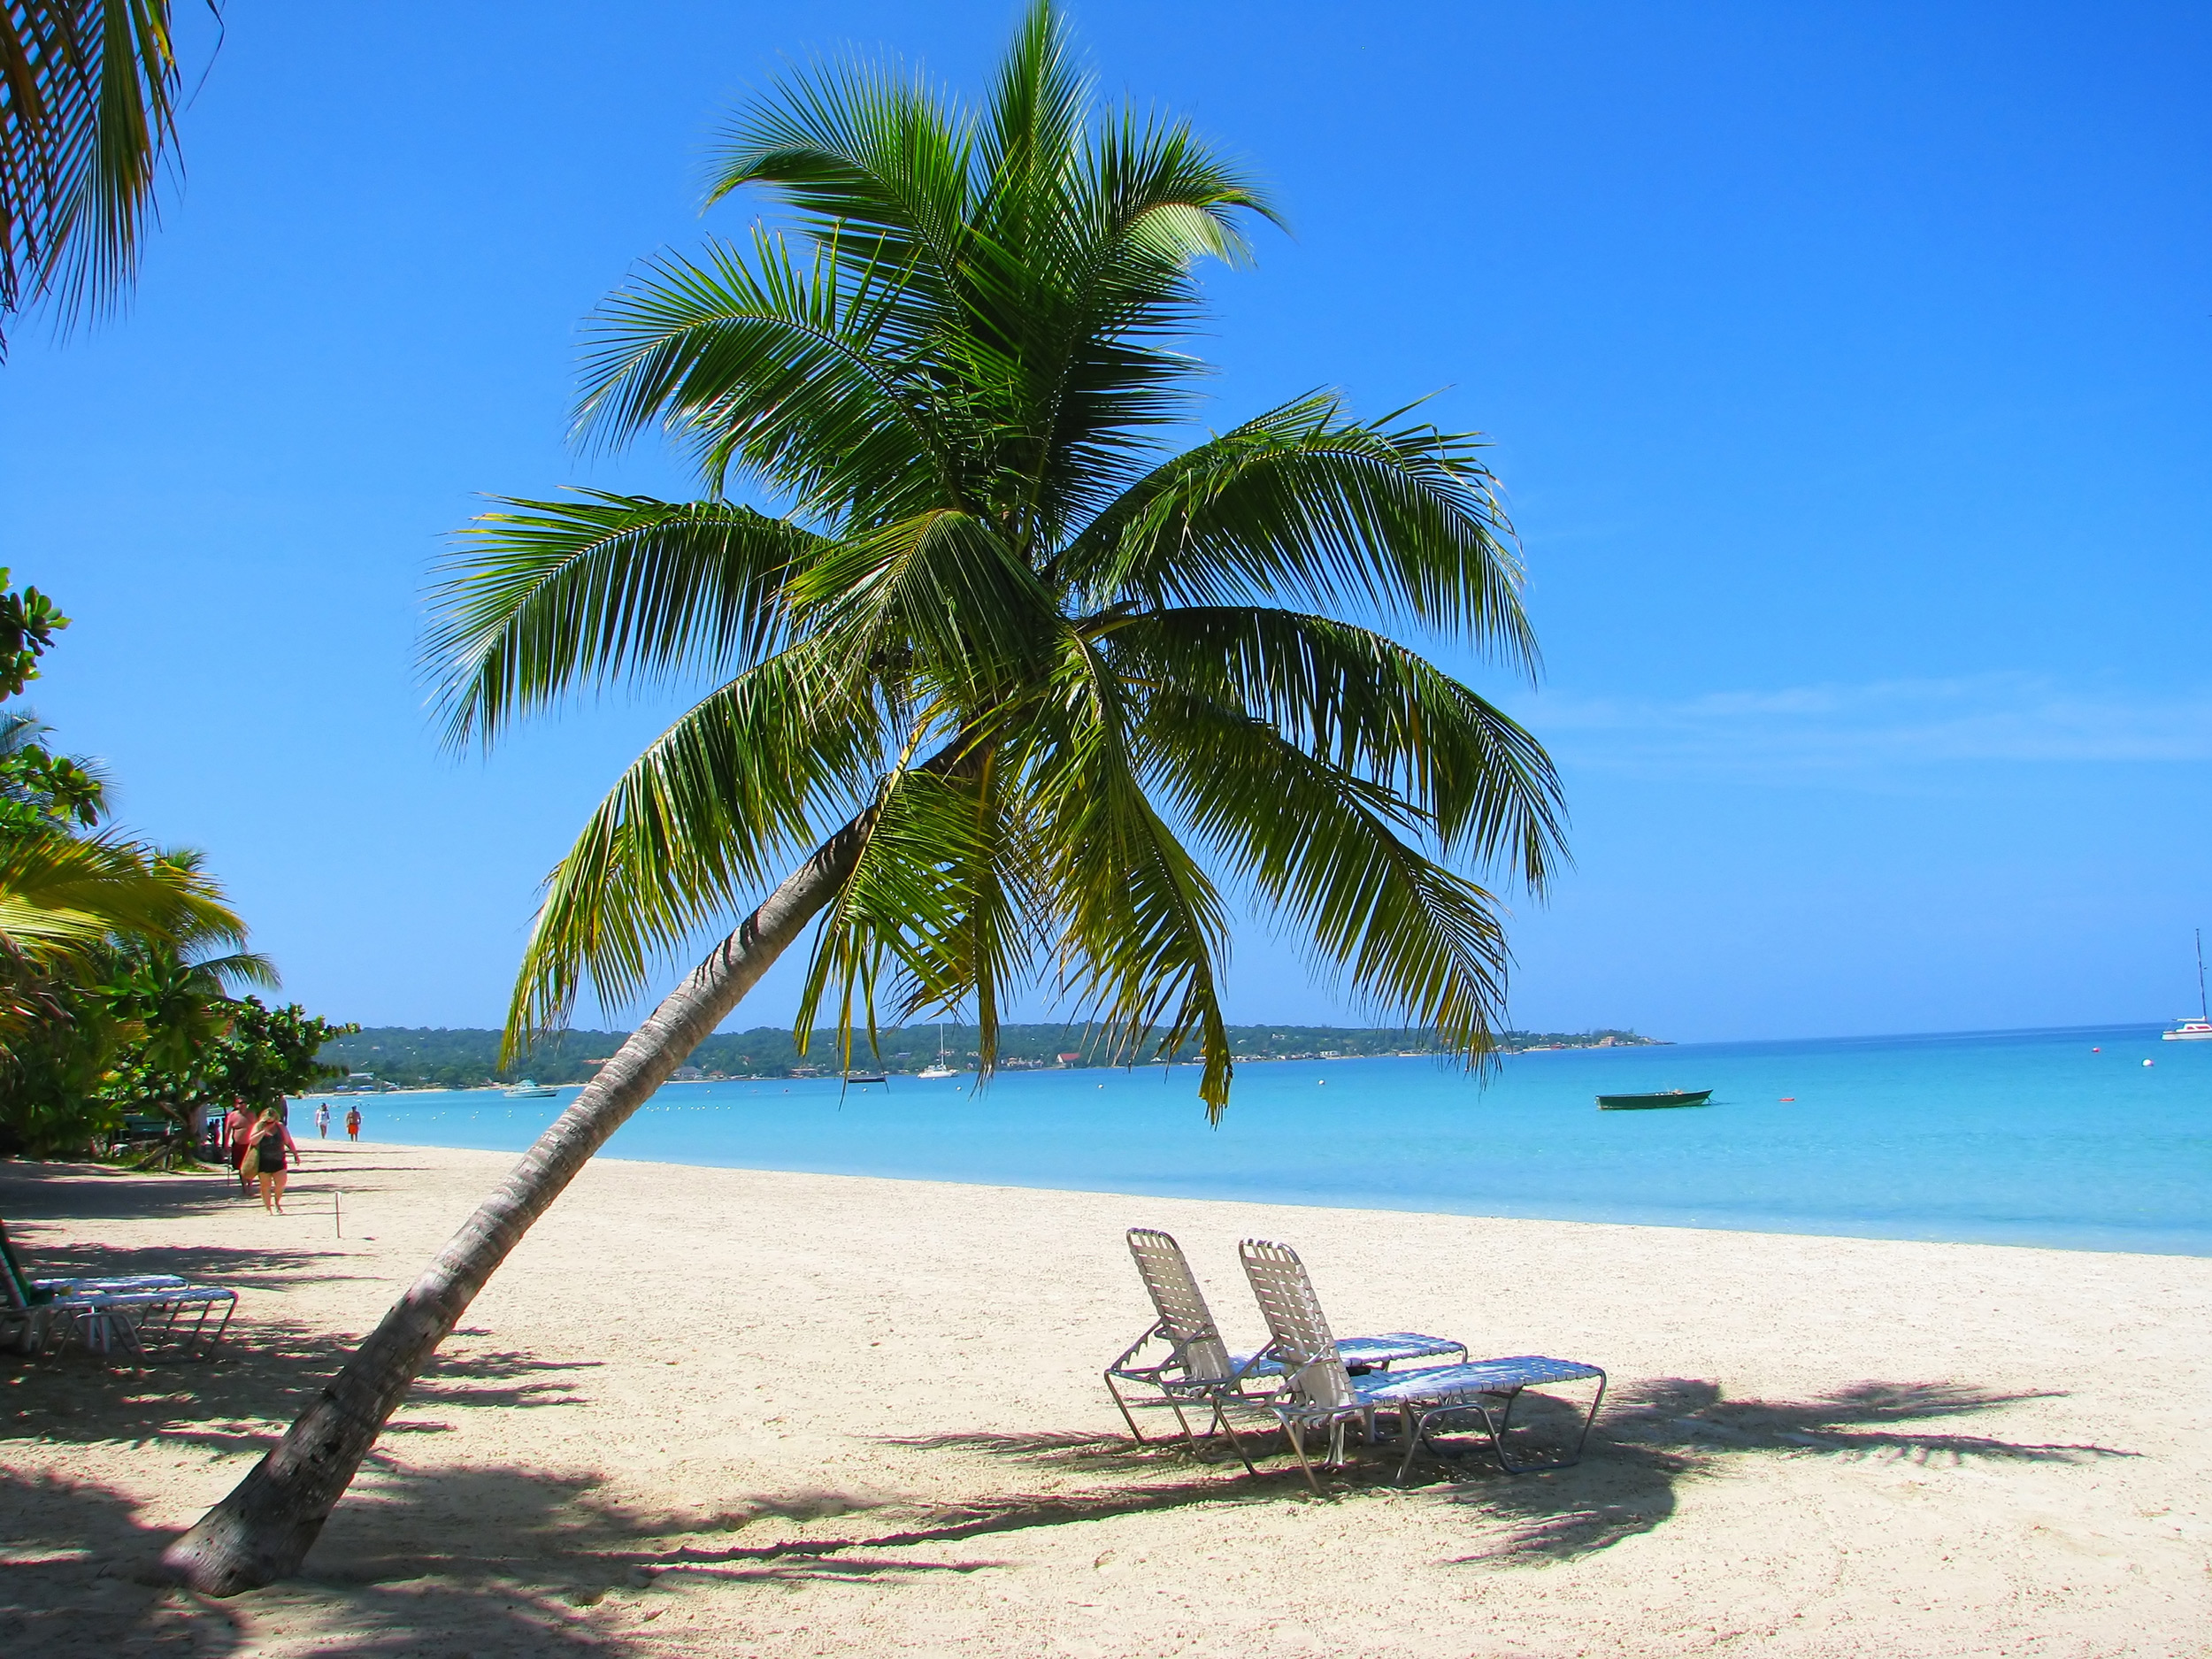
[[2162, 930, 2212, 1040], [504, 1079, 559, 1097]]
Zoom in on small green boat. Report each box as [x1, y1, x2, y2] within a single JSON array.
[[1596, 1088, 1714, 1110]]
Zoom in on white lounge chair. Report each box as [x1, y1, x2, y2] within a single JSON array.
[[0, 1217, 186, 1298], [0, 1218, 235, 1358], [1240, 1237, 1605, 1489], [1106, 1226, 1465, 1469]]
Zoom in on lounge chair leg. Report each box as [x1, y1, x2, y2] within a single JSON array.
[[1168, 1395, 1225, 1462], [1104, 1372, 1149, 1446], [1282, 1416, 1321, 1494], [1487, 1371, 1608, 1475], [1211, 1405, 1261, 1476], [199, 1297, 235, 1357], [1394, 1408, 1429, 1485]]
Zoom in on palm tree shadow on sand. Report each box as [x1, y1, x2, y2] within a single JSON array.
[[1449, 1378, 2132, 1564], [3, 1457, 1003, 1656], [1, 1463, 657, 1655], [854, 1378, 2131, 1569]]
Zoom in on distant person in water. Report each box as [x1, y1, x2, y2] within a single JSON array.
[[345, 1105, 362, 1141], [315, 1102, 330, 1139], [224, 1101, 255, 1194], [250, 1109, 299, 1215]]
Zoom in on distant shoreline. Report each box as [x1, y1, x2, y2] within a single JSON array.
[[310, 1023, 1668, 1094], [303, 1042, 1674, 1095]]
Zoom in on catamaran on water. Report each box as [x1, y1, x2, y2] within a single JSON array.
[[2163, 929, 2212, 1040], [917, 1025, 958, 1079]]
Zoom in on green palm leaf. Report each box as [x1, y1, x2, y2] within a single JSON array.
[[426, 491, 825, 747], [1064, 391, 1534, 654], [0, 0, 200, 349], [1110, 604, 1566, 883], [1142, 687, 1514, 1065], [504, 647, 887, 1043]]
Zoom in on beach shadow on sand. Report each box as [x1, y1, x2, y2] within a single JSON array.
[[1441, 1378, 2134, 1565], [841, 1377, 2134, 1569], [0, 1461, 706, 1656], [0, 1372, 2136, 1654], [4, 1448, 1015, 1654]]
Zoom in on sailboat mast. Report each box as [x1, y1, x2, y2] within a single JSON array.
[[2197, 927, 2206, 1024]]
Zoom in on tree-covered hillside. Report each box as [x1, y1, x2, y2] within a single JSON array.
[[316, 1023, 1662, 1088]]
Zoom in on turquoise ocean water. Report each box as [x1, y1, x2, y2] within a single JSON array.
[[299, 1024, 2212, 1256]]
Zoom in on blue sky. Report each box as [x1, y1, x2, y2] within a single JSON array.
[[5, 0, 2209, 1042]]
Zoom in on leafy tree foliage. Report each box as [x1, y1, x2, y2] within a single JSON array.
[[0, 574, 348, 1156], [0, 570, 69, 695], [104, 996, 356, 1131]]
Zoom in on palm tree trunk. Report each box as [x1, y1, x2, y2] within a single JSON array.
[[158, 815, 871, 1595]]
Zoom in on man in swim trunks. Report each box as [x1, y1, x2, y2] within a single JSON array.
[[223, 1101, 254, 1193]]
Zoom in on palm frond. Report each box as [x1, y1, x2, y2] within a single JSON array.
[[504, 649, 887, 1043], [1061, 391, 1535, 661], [188, 947, 279, 993], [576, 231, 961, 518], [425, 492, 821, 749], [989, 107, 1280, 551], [0, 0, 198, 345], [1032, 628, 1233, 1111], [1144, 688, 1514, 1065], [0, 832, 242, 964], [789, 755, 1044, 1072], [788, 508, 1058, 700], [1110, 605, 1566, 885], [705, 42, 976, 290]]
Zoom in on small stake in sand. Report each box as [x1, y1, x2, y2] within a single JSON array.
[[334, 1190, 342, 1239]]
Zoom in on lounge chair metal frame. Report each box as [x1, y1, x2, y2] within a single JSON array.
[[1239, 1237, 1606, 1490], [1107, 1228, 1466, 1472], [1, 1219, 236, 1360], [1106, 1228, 1271, 1471]]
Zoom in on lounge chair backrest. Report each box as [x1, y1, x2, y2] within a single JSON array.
[[1125, 1228, 1235, 1384], [0, 1219, 40, 1310], [1239, 1238, 1356, 1409]]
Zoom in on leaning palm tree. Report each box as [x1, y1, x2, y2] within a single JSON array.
[[0, 0, 200, 349], [165, 3, 1566, 1593]]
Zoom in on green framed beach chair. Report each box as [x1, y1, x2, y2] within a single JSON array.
[[0, 1217, 235, 1359], [1239, 1237, 1605, 1489], [0, 1217, 186, 1299], [1105, 1227, 1465, 1469]]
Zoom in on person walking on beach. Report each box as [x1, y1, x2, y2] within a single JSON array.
[[345, 1105, 361, 1142], [315, 1102, 330, 1140], [248, 1109, 299, 1215], [223, 1101, 255, 1194]]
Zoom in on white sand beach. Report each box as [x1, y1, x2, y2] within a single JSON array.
[[4, 1141, 2209, 1657]]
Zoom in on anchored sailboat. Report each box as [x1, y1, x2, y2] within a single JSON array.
[[2162, 929, 2212, 1041], [918, 1024, 958, 1079]]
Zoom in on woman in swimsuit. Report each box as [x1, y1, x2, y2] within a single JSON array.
[[250, 1110, 298, 1215]]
